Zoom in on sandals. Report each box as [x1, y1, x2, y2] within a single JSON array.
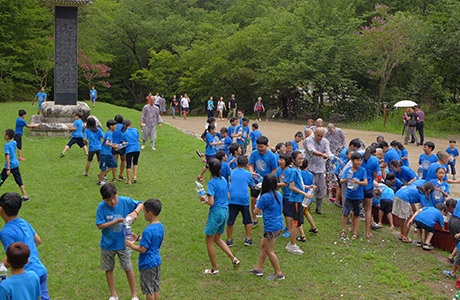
[[232, 257, 240, 269], [296, 236, 306, 243], [202, 269, 219, 275], [401, 237, 412, 243], [133, 177, 137, 183], [340, 231, 346, 238], [351, 233, 359, 240], [309, 228, 319, 234]]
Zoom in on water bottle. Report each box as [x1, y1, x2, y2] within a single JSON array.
[[195, 181, 207, 203], [123, 215, 133, 226], [254, 173, 263, 190], [417, 166, 423, 178], [346, 169, 354, 190], [124, 224, 134, 252], [0, 262, 8, 283]]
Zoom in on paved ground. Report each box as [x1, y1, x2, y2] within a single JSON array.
[[165, 115, 460, 197]]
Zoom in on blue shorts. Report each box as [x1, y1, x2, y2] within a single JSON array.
[[227, 204, 251, 226], [204, 207, 228, 236], [282, 197, 293, 218], [39, 273, 50, 300], [100, 154, 117, 171], [38, 100, 44, 110]]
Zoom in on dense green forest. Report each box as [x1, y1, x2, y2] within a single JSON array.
[[1, 0, 460, 124]]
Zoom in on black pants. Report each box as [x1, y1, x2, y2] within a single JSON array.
[[416, 121, 424, 145]]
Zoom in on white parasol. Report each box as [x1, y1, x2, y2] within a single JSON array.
[[393, 100, 418, 108]]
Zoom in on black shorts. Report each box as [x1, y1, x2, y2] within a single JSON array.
[[112, 147, 126, 156], [290, 202, 304, 227], [14, 134, 22, 150], [415, 220, 435, 233], [282, 197, 293, 218], [0, 167, 23, 187], [67, 137, 85, 148], [87, 150, 101, 162], [343, 198, 362, 216], [126, 151, 140, 169], [182, 107, 189, 112], [364, 188, 374, 199], [250, 187, 261, 198], [449, 215, 460, 244], [379, 199, 393, 215], [227, 204, 252, 226], [205, 155, 216, 169]]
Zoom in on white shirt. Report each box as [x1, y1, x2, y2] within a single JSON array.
[[181, 97, 189, 108], [218, 101, 225, 110]]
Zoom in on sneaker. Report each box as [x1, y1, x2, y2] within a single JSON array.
[[316, 209, 323, 215], [151, 147, 156, 150], [249, 269, 263, 277], [251, 221, 258, 228], [282, 227, 288, 232], [286, 243, 304, 255], [454, 177, 457, 181], [141, 145, 145, 150], [232, 257, 240, 269], [196, 149, 203, 158], [423, 243, 434, 251], [444, 270, 457, 278], [97, 181, 106, 186], [82, 172, 88, 176], [266, 274, 285, 281], [132, 298, 139, 300], [22, 197, 30, 202], [244, 238, 253, 246], [197, 176, 205, 182], [281, 232, 291, 238], [59, 153, 65, 157], [226, 239, 233, 247], [108, 297, 119, 300]]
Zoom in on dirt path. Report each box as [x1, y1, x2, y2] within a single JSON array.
[[165, 115, 460, 197]]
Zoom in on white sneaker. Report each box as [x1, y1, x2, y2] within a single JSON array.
[[151, 147, 156, 150], [286, 243, 304, 255], [132, 298, 139, 300], [108, 297, 119, 300], [141, 145, 145, 150]]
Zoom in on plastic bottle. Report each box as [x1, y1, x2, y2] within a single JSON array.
[[254, 173, 263, 190], [346, 169, 354, 190], [123, 215, 133, 226], [0, 262, 8, 283], [124, 224, 134, 252], [195, 181, 206, 196]]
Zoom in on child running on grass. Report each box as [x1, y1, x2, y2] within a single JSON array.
[[83, 117, 105, 177], [14, 109, 39, 161], [275, 153, 293, 238], [297, 159, 318, 242], [199, 158, 240, 275], [226, 156, 254, 247], [96, 183, 143, 300], [249, 174, 285, 280], [60, 113, 88, 157], [340, 152, 368, 240], [98, 120, 120, 186], [125, 199, 164, 300], [407, 203, 447, 250], [0, 129, 29, 201], [122, 120, 141, 185]]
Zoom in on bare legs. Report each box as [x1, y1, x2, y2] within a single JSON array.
[[254, 237, 282, 276]]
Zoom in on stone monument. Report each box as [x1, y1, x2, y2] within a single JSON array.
[[31, 0, 94, 136]]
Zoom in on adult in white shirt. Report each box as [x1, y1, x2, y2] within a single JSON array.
[[181, 93, 190, 119]]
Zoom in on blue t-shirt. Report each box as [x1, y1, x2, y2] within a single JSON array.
[[425, 162, 448, 181], [221, 136, 232, 155], [101, 130, 113, 155], [410, 179, 425, 187], [427, 179, 450, 207], [419, 153, 438, 179], [301, 169, 314, 186], [249, 150, 278, 177], [14, 118, 28, 135], [228, 155, 237, 169], [453, 202, 460, 218], [205, 133, 218, 156], [381, 186, 395, 201], [229, 168, 254, 205], [275, 167, 292, 198], [228, 125, 236, 140], [414, 207, 445, 228], [90, 89, 97, 99], [123, 128, 141, 153], [221, 161, 231, 185], [395, 186, 426, 205], [384, 148, 401, 164], [4, 141, 19, 170], [71, 119, 83, 138], [257, 191, 283, 232], [35, 92, 46, 103], [341, 166, 367, 200], [0, 218, 47, 277], [447, 147, 459, 163], [339, 148, 349, 165], [207, 100, 214, 110], [236, 125, 250, 145], [390, 166, 418, 184], [291, 140, 299, 152], [361, 156, 380, 190], [207, 176, 229, 211], [249, 130, 262, 150], [289, 168, 305, 203], [112, 123, 124, 144], [96, 196, 142, 250], [400, 149, 409, 167], [139, 222, 164, 270], [0, 271, 40, 300], [84, 128, 105, 152]]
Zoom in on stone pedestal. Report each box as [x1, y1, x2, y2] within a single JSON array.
[[30, 102, 91, 137]]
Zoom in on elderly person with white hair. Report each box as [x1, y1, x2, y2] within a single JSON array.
[[304, 127, 332, 215], [310, 118, 323, 132], [324, 123, 346, 155]]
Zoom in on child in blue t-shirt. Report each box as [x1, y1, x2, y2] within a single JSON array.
[[0, 193, 48, 299], [97, 120, 120, 186], [125, 199, 164, 300], [291, 131, 303, 152], [32, 87, 47, 115], [384, 172, 403, 192], [112, 115, 127, 182], [408, 203, 447, 250], [340, 152, 368, 239], [275, 153, 293, 238], [121, 120, 141, 185], [219, 127, 232, 156], [250, 174, 285, 280], [0, 242, 41, 300], [227, 143, 241, 170], [90, 86, 97, 107], [199, 159, 240, 275], [226, 156, 254, 247], [216, 150, 231, 185], [285, 141, 293, 155], [425, 151, 450, 182], [447, 140, 459, 180], [228, 117, 240, 141], [418, 141, 437, 179], [96, 183, 143, 300], [236, 117, 250, 154], [249, 123, 262, 151], [389, 160, 418, 185], [0, 129, 29, 201], [14, 110, 39, 161], [427, 167, 450, 207], [60, 113, 88, 157], [83, 117, 105, 177], [197, 125, 223, 182], [297, 159, 317, 242], [375, 184, 395, 230]]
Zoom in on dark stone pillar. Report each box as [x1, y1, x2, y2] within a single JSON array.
[[54, 6, 78, 105]]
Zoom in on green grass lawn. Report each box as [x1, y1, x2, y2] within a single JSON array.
[[0, 101, 457, 299]]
